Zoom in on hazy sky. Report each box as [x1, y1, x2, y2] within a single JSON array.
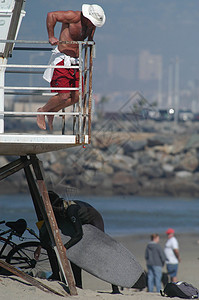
[[10, 0, 199, 99]]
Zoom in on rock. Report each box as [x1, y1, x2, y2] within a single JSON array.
[[3, 120, 199, 197], [112, 171, 140, 194], [114, 183, 140, 195], [112, 171, 136, 186], [107, 144, 124, 155], [147, 134, 173, 147], [175, 151, 199, 172], [100, 176, 113, 190], [83, 161, 103, 171], [109, 154, 138, 171], [45, 171, 60, 185], [136, 162, 164, 178], [139, 178, 167, 196], [123, 140, 147, 153], [152, 145, 173, 154], [137, 152, 153, 164], [185, 134, 199, 150], [166, 178, 199, 197], [101, 163, 114, 175], [192, 172, 199, 183], [175, 171, 193, 178], [162, 163, 174, 172], [51, 162, 65, 175], [172, 137, 189, 154]]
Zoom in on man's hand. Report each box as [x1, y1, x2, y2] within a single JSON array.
[[34, 245, 42, 261], [49, 37, 59, 45]]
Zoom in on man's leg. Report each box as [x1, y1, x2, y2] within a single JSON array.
[[37, 91, 79, 130], [172, 264, 178, 283], [171, 276, 177, 282], [70, 262, 82, 289], [37, 93, 70, 130], [111, 284, 121, 294], [45, 246, 60, 280], [154, 266, 162, 293], [147, 265, 154, 292], [166, 264, 178, 283]]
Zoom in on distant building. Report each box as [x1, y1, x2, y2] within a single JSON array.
[[138, 50, 162, 81], [107, 54, 136, 80]]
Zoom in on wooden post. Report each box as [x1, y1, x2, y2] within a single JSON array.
[[83, 44, 88, 135], [88, 45, 94, 144], [30, 155, 77, 296]]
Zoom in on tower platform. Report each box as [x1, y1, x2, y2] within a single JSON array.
[[0, 133, 88, 155]]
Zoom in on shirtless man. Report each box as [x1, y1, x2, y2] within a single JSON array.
[[37, 4, 105, 130]]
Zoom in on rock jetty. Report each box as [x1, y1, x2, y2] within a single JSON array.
[[1, 119, 199, 197]]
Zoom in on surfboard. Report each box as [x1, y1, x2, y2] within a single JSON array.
[[60, 224, 143, 288]]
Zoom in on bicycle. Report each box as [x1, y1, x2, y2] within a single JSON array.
[[0, 219, 52, 278]]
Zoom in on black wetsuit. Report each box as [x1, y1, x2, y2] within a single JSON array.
[[58, 200, 104, 250], [40, 196, 119, 293]]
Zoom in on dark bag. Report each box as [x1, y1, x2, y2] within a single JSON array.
[[160, 282, 199, 299], [162, 272, 169, 287]]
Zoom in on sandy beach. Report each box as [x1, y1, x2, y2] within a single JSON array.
[[1, 232, 199, 299]]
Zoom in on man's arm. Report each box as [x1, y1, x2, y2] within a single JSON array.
[[88, 27, 96, 41], [46, 10, 79, 45], [173, 249, 181, 262], [145, 249, 148, 260], [64, 205, 83, 250], [159, 246, 166, 265]]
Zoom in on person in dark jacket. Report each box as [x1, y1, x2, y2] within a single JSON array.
[[38, 191, 120, 294], [145, 233, 166, 292]]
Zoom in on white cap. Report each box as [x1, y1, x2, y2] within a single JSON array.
[[82, 4, 106, 27]]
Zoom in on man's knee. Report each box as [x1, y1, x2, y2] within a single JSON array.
[[71, 91, 79, 103], [59, 93, 71, 101]]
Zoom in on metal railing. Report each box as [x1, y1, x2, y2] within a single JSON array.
[[0, 40, 95, 144]]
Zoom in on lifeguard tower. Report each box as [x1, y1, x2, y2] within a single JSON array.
[[0, 0, 95, 295]]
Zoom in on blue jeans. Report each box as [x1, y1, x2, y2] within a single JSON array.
[[147, 265, 162, 292]]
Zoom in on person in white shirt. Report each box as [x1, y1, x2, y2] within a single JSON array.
[[164, 228, 181, 282]]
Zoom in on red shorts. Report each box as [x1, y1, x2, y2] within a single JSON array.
[[50, 60, 80, 94]]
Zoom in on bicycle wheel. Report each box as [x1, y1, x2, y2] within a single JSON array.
[[6, 241, 52, 278]]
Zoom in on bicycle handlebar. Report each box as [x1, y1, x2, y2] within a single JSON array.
[[27, 228, 40, 240]]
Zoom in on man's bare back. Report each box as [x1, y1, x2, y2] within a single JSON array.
[[47, 10, 95, 57]]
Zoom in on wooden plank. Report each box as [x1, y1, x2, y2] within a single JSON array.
[[0, 259, 66, 297]]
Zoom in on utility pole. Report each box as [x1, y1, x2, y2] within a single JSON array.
[[157, 58, 163, 108], [167, 61, 173, 108], [174, 57, 179, 123]]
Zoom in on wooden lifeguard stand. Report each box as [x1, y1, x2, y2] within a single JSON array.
[[0, 0, 95, 296]]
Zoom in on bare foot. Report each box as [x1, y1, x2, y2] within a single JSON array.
[[47, 114, 54, 131], [37, 108, 46, 130]]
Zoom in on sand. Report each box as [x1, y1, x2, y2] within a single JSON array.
[[1, 233, 199, 299]]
